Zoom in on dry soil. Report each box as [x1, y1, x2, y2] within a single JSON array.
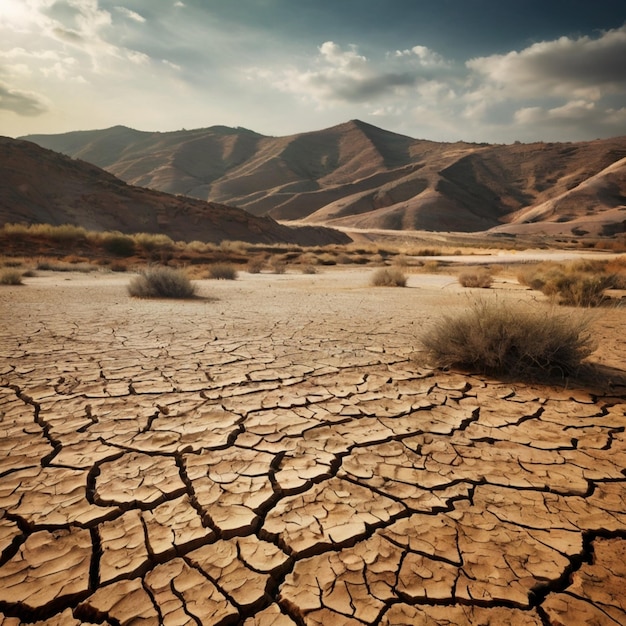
[[0, 266, 625, 625]]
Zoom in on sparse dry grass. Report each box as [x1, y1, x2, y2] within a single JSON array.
[[420, 298, 596, 378], [36, 259, 95, 272], [128, 267, 196, 298]]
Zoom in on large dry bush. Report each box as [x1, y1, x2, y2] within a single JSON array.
[[128, 267, 196, 298], [420, 299, 596, 378], [517, 260, 621, 306], [371, 267, 407, 287]]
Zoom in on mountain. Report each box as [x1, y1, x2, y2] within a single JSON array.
[[22, 120, 626, 236], [0, 137, 350, 245]]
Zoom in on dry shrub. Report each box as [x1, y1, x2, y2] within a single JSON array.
[[0, 269, 23, 285], [219, 240, 248, 254], [393, 254, 409, 267], [207, 263, 238, 280], [133, 233, 174, 253], [128, 267, 196, 298], [422, 260, 440, 273], [371, 267, 407, 287], [317, 253, 337, 266], [416, 248, 442, 257], [269, 256, 287, 274], [517, 260, 619, 306], [101, 232, 136, 257], [420, 299, 595, 378], [301, 264, 318, 274], [458, 268, 493, 288], [247, 258, 264, 274]]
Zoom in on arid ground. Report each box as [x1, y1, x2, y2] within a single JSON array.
[[1, 264, 625, 625]]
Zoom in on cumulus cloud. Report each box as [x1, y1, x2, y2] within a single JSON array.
[[394, 45, 450, 68], [0, 81, 48, 116], [467, 25, 626, 100], [264, 40, 451, 104]]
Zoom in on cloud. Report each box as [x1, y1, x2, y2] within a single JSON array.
[[0, 81, 48, 116], [114, 6, 146, 23], [512, 100, 626, 137], [467, 25, 626, 100], [394, 45, 450, 68], [263, 40, 452, 104]]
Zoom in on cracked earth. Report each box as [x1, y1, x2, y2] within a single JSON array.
[[1, 268, 625, 626]]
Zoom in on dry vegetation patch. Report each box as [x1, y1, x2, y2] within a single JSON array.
[[128, 267, 196, 299], [370, 267, 407, 287], [420, 298, 596, 378], [207, 263, 238, 280], [517, 258, 625, 306], [0, 269, 23, 285], [458, 268, 494, 288]]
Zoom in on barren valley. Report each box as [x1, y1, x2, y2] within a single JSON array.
[[1, 265, 625, 625]]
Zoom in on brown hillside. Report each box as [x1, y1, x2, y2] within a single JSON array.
[[22, 122, 626, 235], [0, 137, 350, 245]]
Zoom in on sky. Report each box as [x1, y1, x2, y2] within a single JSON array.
[[1, 0, 626, 143]]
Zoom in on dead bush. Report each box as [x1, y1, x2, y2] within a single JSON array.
[[269, 256, 287, 274], [128, 267, 196, 298], [0, 269, 23, 285], [247, 258, 264, 274], [517, 261, 619, 306], [207, 263, 238, 280], [371, 268, 407, 287], [420, 299, 595, 378], [458, 268, 493, 288]]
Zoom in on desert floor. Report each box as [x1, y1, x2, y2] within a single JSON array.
[[1, 264, 625, 626]]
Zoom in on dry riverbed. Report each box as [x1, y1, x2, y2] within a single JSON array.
[[0, 267, 625, 625]]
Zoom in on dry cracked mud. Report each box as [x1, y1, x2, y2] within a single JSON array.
[[1, 268, 625, 626]]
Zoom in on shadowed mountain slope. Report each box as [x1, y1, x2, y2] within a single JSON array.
[[0, 137, 350, 245], [23, 121, 626, 236]]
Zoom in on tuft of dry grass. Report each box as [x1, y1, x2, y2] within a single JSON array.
[[207, 263, 238, 280], [128, 267, 196, 298], [458, 268, 493, 288], [0, 269, 24, 285], [370, 267, 407, 287], [420, 298, 596, 378]]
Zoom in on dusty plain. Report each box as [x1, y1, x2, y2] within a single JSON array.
[[1, 262, 625, 626]]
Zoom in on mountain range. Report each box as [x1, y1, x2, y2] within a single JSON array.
[[22, 120, 626, 237], [0, 137, 349, 245]]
